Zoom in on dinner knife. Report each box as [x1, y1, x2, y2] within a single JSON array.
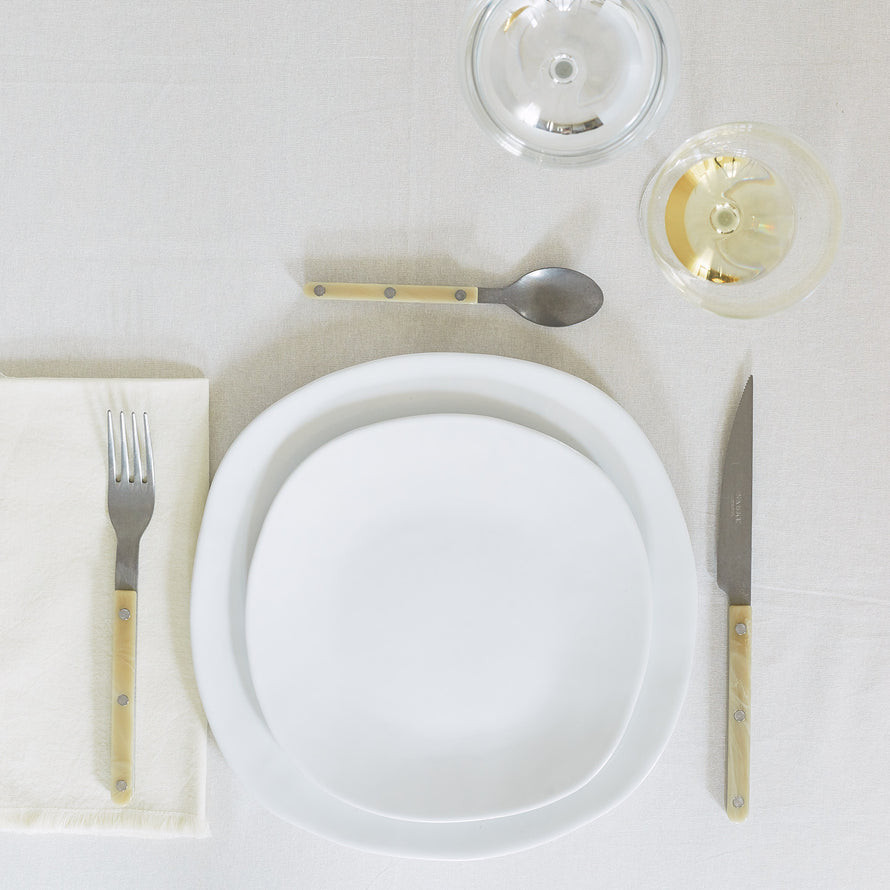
[[717, 375, 753, 822]]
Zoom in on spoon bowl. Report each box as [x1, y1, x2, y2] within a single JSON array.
[[480, 268, 604, 326]]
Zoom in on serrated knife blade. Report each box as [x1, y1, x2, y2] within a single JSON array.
[[718, 375, 753, 822]]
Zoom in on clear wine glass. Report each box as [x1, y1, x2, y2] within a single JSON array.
[[462, 0, 679, 166]]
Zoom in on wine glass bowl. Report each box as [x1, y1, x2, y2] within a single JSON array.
[[462, 0, 679, 166], [642, 122, 842, 318]]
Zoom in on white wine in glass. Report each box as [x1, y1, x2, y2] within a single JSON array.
[[664, 155, 795, 284], [642, 123, 841, 318]]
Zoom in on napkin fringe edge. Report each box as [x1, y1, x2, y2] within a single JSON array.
[[0, 806, 211, 838]]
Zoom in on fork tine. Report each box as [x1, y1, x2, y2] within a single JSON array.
[[106, 410, 118, 484], [119, 411, 131, 483], [130, 412, 143, 484], [143, 413, 154, 486]]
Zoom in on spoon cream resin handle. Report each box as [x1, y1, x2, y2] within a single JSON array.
[[305, 282, 479, 304], [111, 589, 136, 805]]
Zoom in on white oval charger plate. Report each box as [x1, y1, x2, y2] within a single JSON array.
[[191, 353, 696, 860], [245, 413, 653, 823]]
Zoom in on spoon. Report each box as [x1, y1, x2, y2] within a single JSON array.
[[304, 268, 604, 327]]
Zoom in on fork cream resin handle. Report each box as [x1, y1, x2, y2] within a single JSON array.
[[111, 589, 136, 805], [305, 282, 479, 304], [726, 604, 751, 821]]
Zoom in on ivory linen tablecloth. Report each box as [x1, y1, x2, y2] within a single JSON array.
[[1, 1, 887, 887]]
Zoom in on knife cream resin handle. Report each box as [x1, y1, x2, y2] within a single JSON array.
[[726, 604, 751, 821], [111, 589, 136, 805], [305, 282, 479, 304]]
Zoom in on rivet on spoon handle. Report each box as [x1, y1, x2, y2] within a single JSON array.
[[304, 283, 479, 304]]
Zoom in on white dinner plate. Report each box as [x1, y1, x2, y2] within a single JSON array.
[[245, 414, 652, 823], [191, 353, 696, 860]]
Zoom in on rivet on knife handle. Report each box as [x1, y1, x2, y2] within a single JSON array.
[[726, 604, 751, 821], [111, 589, 137, 805]]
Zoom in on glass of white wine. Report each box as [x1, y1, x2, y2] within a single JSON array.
[[641, 122, 842, 317]]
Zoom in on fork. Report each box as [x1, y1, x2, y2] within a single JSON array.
[[106, 410, 155, 805]]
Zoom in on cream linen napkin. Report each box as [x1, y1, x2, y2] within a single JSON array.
[[0, 378, 210, 837]]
